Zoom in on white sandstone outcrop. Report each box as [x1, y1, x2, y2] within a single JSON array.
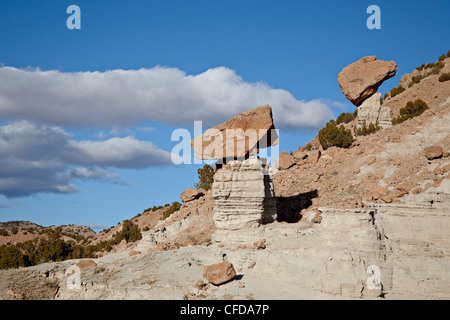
[[212, 157, 277, 244], [357, 92, 392, 129]]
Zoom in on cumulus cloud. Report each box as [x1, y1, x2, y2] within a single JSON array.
[[0, 121, 172, 198], [0, 66, 334, 130]]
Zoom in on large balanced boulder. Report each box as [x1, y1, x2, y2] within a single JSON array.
[[191, 105, 278, 162], [338, 56, 397, 106]]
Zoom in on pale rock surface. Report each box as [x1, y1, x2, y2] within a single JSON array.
[[212, 157, 277, 244], [357, 92, 392, 128]]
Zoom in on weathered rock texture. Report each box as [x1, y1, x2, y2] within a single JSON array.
[[191, 105, 278, 162], [357, 92, 392, 128], [338, 56, 397, 106], [212, 157, 277, 243]]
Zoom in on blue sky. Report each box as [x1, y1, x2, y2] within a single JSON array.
[[0, 0, 449, 230]]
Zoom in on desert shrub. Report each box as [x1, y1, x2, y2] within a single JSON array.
[[447, 50, 450, 58], [161, 201, 182, 220], [143, 226, 150, 232], [416, 64, 425, 71], [0, 230, 9, 236], [393, 99, 429, 124], [438, 54, 446, 61], [424, 62, 435, 69], [115, 220, 142, 243], [390, 85, 406, 98], [194, 164, 215, 191], [336, 112, 355, 125], [438, 72, 450, 82], [430, 61, 445, 74], [0, 245, 29, 269], [355, 121, 382, 136], [304, 143, 312, 151], [318, 120, 354, 149]]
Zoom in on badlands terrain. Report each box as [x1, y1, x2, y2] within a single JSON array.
[[0, 54, 449, 300]]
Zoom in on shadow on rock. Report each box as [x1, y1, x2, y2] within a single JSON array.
[[276, 190, 318, 223]]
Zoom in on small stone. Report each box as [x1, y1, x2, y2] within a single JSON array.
[[424, 146, 443, 160], [311, 211, 322, 223], [76, 259, 97, 270], [180, 188, 205, 203], [129, 250, 141, 256], [254, 239, 266, 250]]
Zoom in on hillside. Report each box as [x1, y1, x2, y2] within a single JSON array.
[[0, 221, 96, 247]]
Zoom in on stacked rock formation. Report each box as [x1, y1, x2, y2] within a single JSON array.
[[211, 157, 277, 243], [191, 105, 278, 244], [338, 56, 397, 128]]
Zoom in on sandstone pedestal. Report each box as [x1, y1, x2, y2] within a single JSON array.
[[211, 157, 277, 244], [357, 93, 392, 129]]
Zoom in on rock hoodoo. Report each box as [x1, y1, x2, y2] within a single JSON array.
[[191, 105, 279, 244], [338, 56, 397, 106]]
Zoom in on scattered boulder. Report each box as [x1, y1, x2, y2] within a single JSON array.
[[180, 188, 205, 203], [425, 146, 443, 160], [292, 150, 308, 161], [254, 239, 266, 250], [76, 260, 97, 270], [191, 105, 278, 162], [311, 211, 322, 223], [356, 92, 392, 128], [203, 261, 236, 286], [307, 150, 321, 164], [129, 250, 141, 257], [276, 151, 296, 170], [338, 56, 397, 106]]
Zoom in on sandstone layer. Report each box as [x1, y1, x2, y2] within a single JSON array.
[[211, 157, 277, 244]]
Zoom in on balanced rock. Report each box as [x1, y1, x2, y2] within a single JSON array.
[[203, 261, 236, 286], [180, 188, 205, 203], [212, 157, 277, 233], [338, 56, 397, 106], [191, 105, 278, 163]]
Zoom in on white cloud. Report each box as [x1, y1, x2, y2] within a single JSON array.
[[0, 66, 334, 130], [0, 121, 172, 198]]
